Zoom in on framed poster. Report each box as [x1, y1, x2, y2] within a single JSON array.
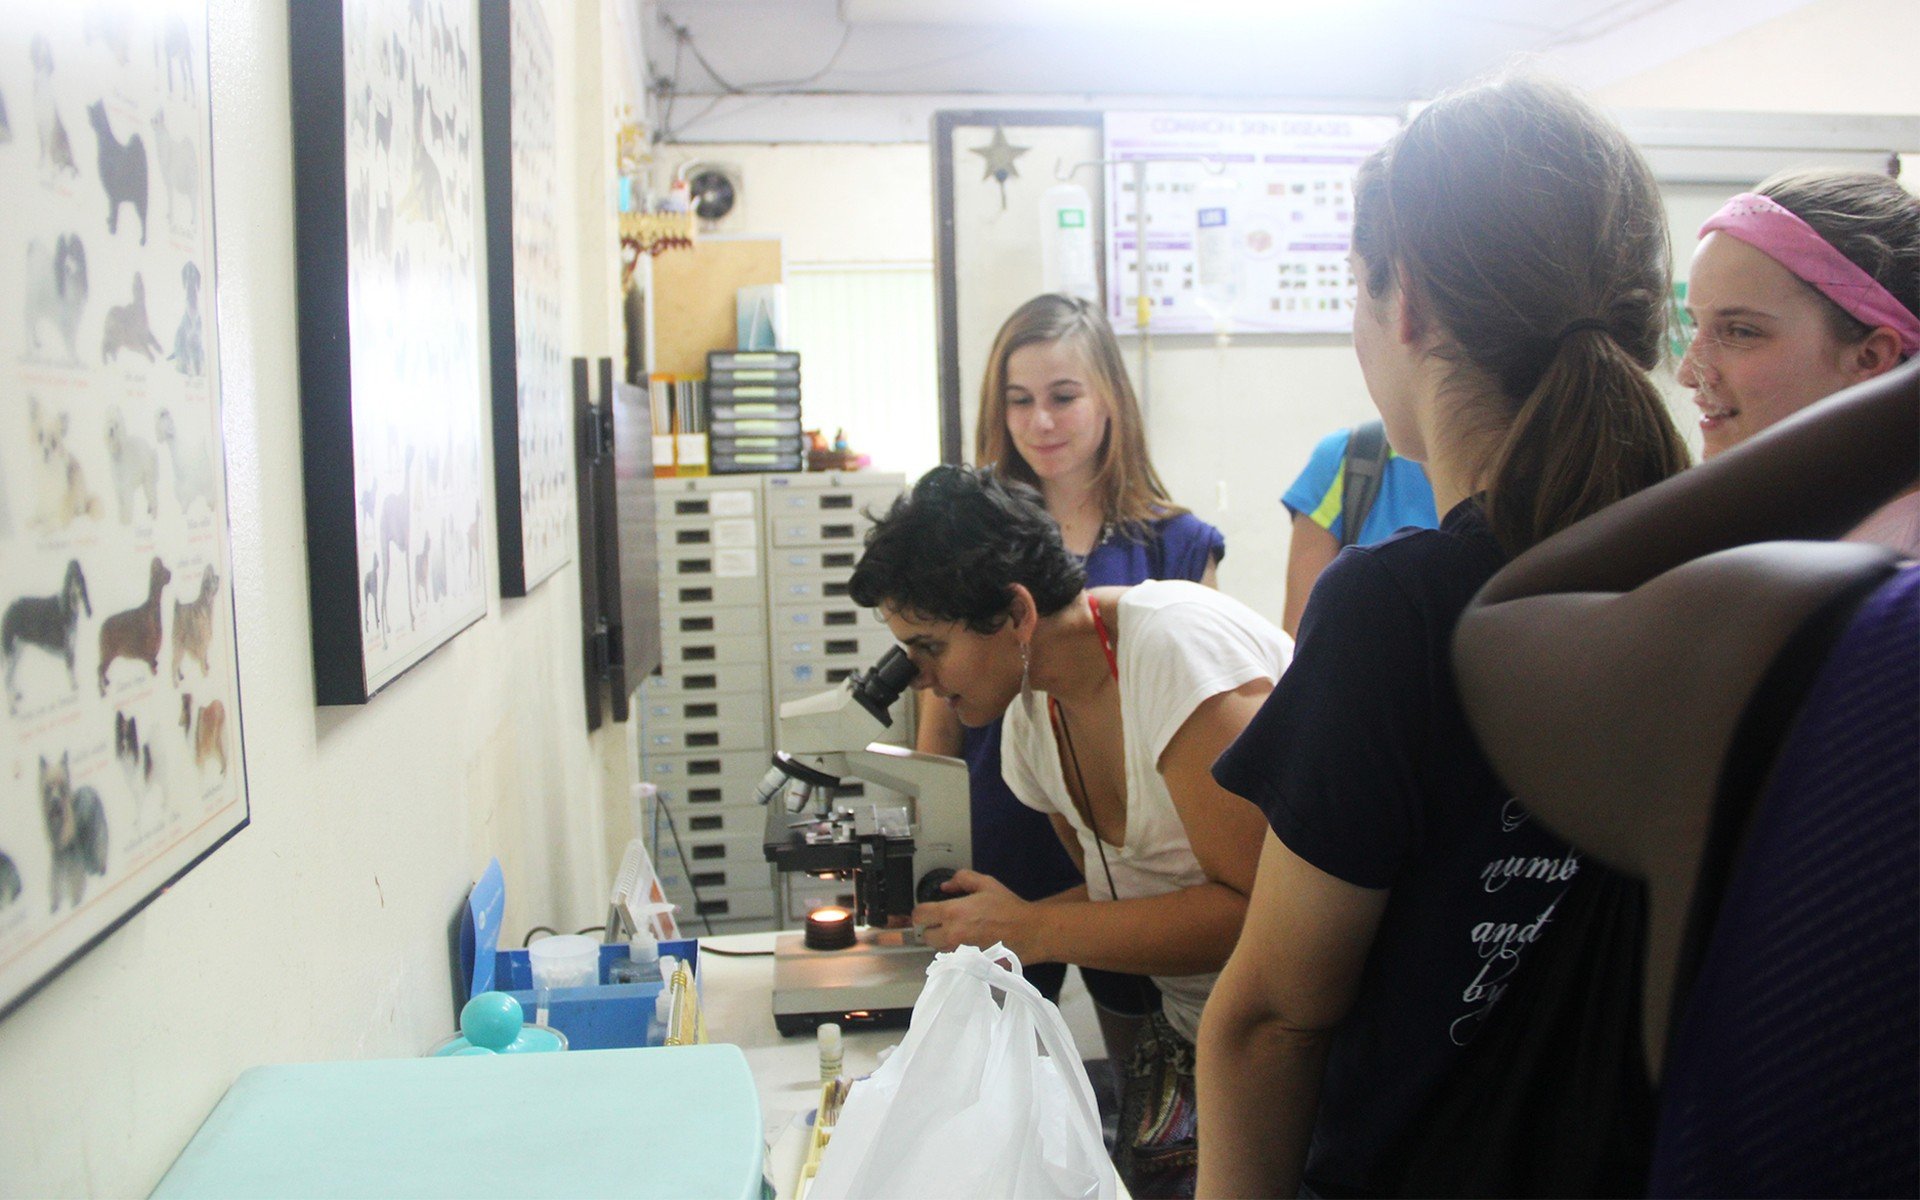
[[290, 0, 489, 704], [0, 3, 248, 1020], [1102, 111, 1401, 336], [481, 0, 572, 598]]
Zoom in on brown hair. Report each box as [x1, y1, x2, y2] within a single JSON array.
[[1758, 167, 1920, 349], [974, 293, 1182, 529], [1352, 75, 1690, 555]]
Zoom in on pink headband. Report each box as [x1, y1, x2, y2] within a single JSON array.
[[1699, 192, 1920, 356]]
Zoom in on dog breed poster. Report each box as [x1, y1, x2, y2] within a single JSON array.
[[0, 4, 248, 1020], [293, 0, 490, 704], [483, 0, 572, 598]]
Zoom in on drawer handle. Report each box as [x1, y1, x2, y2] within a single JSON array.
[[679, 616, 714, 632], [824, 611, 856, 626], [826, 639, 858, 655], [824, 582, 850, 598], [682, 646, 716, 662], [676, 529, 711, 545], [673, 499, 710, 516], [822, 524, 855, 539], [690, 816, 723, 831], [820, 495, 854, 510], [696, 899, 730, 915], [823, 552, 855, 569], [826, 668, 853, 684], [839, 782, 866, 798], [678, 558, 712, 574], [684, 702, 718, 719], [691, 871, 727, 888], [688, 787, 723, 804], [687, 731, 720, 748], [683, 674, 716, 690], [692, 845, 725, 861], [688, 760, 721, 776], [679, 587, 713, 603]]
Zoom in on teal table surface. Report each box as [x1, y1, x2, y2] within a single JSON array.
[[151, 1044, 762, 1200]]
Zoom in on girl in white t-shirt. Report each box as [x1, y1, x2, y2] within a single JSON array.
[[848, 465, 1290, 1198]]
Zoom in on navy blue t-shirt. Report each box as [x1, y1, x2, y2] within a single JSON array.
[[1212, 500, 1581, 1196], [966, 512, 1225, 903]]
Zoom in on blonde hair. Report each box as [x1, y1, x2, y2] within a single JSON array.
[[974, 293, 1181, 529]]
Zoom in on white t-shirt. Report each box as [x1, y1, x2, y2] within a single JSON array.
[[1002, 580, 1294, 1041]]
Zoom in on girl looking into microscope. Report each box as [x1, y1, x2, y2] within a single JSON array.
[[916, 295, 1224, 1070], [855, 465, 1283, 1199]]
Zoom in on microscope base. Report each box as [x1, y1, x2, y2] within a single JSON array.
[[770, 928, 935, 1037]]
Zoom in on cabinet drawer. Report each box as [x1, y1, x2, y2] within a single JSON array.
[[660, 632, 766, 668], [641, 751, 775, 787], [659, 605, 764, 641], [772, 603, 873, 634], [659, 575, 765, 611], [769, 546, 861, 577], [641, 717, 768, 756]]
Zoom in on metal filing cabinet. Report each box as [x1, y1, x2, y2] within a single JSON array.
[[645, 477, 776, 934], [640, 472, 913, 934]]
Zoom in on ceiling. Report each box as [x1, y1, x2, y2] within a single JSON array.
[[639, 0, 1819, 115]]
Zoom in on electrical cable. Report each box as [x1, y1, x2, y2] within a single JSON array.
[[651, 7, 859, 142], [521, 925, 557, 946], [823, 30, 1018, 79], [655, 29, 686, 145], [653, 787, 717, 937], [657, 9, 853, 94], [699, 945, 776, 957]]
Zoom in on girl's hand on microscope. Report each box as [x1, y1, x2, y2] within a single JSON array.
[[911, 870, 1039, 957]]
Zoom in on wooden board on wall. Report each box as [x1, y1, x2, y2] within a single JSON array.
[[651, 237, 783, 377]]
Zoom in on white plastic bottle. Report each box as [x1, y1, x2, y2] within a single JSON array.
[[1040, 182, 1099, 302], [646, 989, 672, 1047], [610, 929, 659, 985], [817, 1022, 844, 1082], [1193, 174, 1241, 333]]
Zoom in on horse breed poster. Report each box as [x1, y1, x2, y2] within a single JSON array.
[[291, 0, 489, 703], [0, 2, 248, 1019]]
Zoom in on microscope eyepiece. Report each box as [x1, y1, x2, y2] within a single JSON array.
[[849, 645, 916, 726]]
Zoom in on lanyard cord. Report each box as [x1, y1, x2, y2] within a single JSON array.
[[1048, 593, 1121, 902]]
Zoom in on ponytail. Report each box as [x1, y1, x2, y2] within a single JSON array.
[[1353, 75, 1690, 556], [1484, 329, 1691, 555]]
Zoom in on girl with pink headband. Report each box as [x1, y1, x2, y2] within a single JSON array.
[[1681, 169, 1919, 460]]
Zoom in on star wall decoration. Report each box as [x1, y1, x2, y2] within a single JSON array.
[[970, 125, 1029, 211]]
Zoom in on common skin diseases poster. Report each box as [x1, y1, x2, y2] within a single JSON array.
[[1104, 111, 1400, 336]]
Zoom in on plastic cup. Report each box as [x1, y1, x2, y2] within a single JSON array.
[[527, 934, 600, 1023]]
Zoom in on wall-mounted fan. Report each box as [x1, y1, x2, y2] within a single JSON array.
[[686, 165, 739, 223]]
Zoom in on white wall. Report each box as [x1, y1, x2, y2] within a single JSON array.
[[655, 144, 934, 264], [1595, 0, 1920, 115], [0, 3, 638, 1195]]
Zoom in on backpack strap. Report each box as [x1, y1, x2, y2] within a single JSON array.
[[1339, 419, 1390, 548]]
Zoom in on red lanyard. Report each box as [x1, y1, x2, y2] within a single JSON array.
[[1087, 593, 1117, 680]]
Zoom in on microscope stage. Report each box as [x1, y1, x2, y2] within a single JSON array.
[[770, 927, 936, 1036]]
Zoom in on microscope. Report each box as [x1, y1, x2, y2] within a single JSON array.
[[758, 646, 970, 1035]]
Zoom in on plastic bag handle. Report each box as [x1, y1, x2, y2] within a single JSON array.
[[929, 944, 1106, 1153]]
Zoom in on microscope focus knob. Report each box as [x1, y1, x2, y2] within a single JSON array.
[[916, 868, 959, 904]]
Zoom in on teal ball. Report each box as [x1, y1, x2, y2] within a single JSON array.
[[459, 991, 525, 1051]]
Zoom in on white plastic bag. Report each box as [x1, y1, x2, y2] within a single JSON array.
[[809, 943, 1118, 1200]]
